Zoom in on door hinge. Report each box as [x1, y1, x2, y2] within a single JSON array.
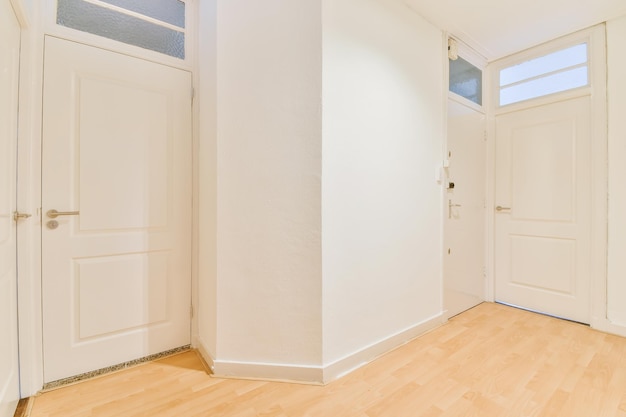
[[191, 87, 195, 100], [484, 130, 488, 141], [190, 305, 194, 319]]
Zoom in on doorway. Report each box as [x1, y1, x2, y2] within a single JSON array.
[[491, 27, 606, 323], [444, 38, 487, 319], [41, 37, 193, 383]]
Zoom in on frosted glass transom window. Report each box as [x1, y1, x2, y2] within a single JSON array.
[[98, 0, 185, 28], [499, 43, 588, 106], [57, 0, 186, 59], [449, 57, 483, 106]]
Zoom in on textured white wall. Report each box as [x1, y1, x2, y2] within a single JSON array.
[[197, 0, 446, 379], [214, 0, 323, 366], [607, 15, 626, 326], [322, 0, 444, 365], [196, 0, 218, 359]]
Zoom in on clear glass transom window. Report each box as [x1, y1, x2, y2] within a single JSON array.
[[499, 43, 588, 106]]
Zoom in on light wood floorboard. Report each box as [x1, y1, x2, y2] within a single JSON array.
[[28, 303, 626, 416]]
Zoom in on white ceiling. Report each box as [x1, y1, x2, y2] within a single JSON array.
[[405, 0, 626, 61]]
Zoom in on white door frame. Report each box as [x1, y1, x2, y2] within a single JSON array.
[[2, 1, 26, 413], [486, 25, 611, 333], [12, 0, 46, 399], [14, 0, 200, 397]]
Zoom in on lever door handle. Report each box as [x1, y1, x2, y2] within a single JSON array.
[[47, 209, 80, 219], [495, 205, 511, 212], [13, 211, 32, 221]]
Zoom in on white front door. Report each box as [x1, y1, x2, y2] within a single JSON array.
[[0, 0, 21, 415], [42, 36, 192, 383], [495, 97, 591, 323], [444, 98, 486, 318]]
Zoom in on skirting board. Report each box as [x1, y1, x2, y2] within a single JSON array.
[[194, 312, 445, 385], [322, 312, 445, 383], [195, 336, 215, 373], [212, 360, 324, 384], [591, 316, 626, 339]]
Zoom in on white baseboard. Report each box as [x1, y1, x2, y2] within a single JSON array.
[[322, 312, 445, 383], [212, 360, 324, 384], [195, 335, 324, 384], [197, 313, 445, 385], [591, 316, 626, 338], [194, 336, 216, 373]]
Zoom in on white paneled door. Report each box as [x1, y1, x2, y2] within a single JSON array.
[[495, 97, 591, 323], [42, 37, 192, 383], [444, 98, 486, 319], [0, 0, 22, 415]]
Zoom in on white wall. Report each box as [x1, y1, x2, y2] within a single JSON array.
[[213, 0, 323, 369], [197, 0, 446, 382], [196, 0, 218, 359], [322, 0, 445, 368], [606, 15, 626, 326]]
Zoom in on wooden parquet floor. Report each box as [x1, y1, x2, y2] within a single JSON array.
[[28, 302, 626, 416]]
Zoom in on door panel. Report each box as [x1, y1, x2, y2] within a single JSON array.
[[42, 36, 192, 383], [495, 97, 591, 323], [78, 77, 170, 231], [0, 0, 21, 415], [444, 99, 486, 318]]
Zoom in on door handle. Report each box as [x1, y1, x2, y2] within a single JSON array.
[[13, 211, 32, 221], [448, 200, 461, 219], [495, 205, 511, 212], [47, 209, 80, 219]]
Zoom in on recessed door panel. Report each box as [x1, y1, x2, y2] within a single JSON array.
[[78, 77, 169, 231], [509, 235, 576, 294], [77, 252, 169, 339], [511, 120, 575, 222]]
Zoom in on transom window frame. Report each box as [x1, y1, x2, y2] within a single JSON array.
[[46, 0, 195, 71], [446, 35, 488, 114], [490, 27, 601, 115]]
